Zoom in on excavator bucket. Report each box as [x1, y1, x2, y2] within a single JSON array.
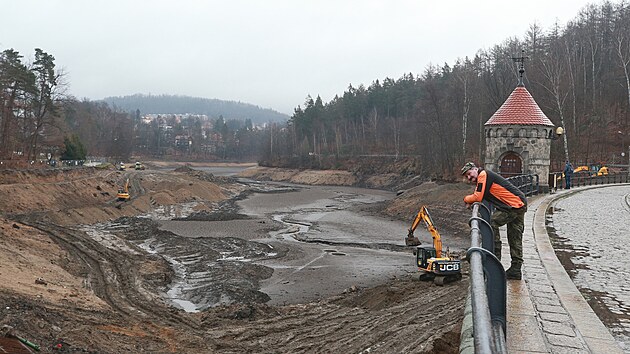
[[405, 227, 421, 246], [405, 236, 421, 246]]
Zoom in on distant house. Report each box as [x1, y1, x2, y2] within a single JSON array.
[[174, 135, 192, 149], [201, 144, 217, 153]]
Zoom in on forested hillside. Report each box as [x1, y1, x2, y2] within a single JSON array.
[[1, 1, 629, 174], [104, 94, 288, 124], [262, 1, 630, 177]]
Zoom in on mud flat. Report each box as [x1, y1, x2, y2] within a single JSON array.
[[160, 183, 422, 307], [0, 166, 468, 353]]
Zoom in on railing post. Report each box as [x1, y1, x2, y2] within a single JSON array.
[[507, 174, 540, 196]]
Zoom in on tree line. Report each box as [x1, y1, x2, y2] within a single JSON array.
[[133, 113, 266, 160], [0, 50, 273, 163], [264, 1, 630, 176], [0, 48, 65, 161], [3, 1, 629, 175], [105, 94, 288, 125], [0, 48, 139, 162]]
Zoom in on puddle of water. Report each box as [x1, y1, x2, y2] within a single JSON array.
[[167, 286, 199, 313], [80, 223, 140, 255], [140, 202, 202, 220], [269, 214, 312, 241], [162, 253, 204, 313], [167, 261, 201, 311], [135, 238, 203, 312]]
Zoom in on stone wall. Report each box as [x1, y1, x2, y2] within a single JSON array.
[[485, 124, 553, 186]]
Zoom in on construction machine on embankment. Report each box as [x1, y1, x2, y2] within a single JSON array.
[[116, 178, 130, 201], [405, 205, 462, 285]]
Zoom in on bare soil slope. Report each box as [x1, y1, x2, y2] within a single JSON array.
[[0, 166, 471, 353]]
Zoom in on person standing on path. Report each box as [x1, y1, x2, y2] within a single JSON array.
[[461, 162, 528, 280], [564, 161, 573, 189]]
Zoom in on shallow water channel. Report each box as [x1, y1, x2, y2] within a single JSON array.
[[238, 182, 417, 305], [158, 179, 428, 308]]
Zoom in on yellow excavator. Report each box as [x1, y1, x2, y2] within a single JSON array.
[[405, 205, 462, 285], [116, 178, 130, 201]]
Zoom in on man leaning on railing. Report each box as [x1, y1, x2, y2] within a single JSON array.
[[461, 162, 528, 280]]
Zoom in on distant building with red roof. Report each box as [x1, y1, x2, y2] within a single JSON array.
[[484, 79, 557, 189], [486, 86, 554, 127]]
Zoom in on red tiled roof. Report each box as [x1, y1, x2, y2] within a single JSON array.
[[485, 86, 554, 126]]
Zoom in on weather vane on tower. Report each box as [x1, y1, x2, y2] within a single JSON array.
[[511, 50, 529, 86]]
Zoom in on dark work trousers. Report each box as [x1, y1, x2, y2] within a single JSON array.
[[490, 208, 526, 268], [565, 175, 572, 189]]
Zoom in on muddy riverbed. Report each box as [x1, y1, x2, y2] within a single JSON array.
[[158, 182, 429, 307], [0, 165, 469, 353]]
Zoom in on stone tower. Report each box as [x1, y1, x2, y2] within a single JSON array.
[[484, 84, 555, 189]]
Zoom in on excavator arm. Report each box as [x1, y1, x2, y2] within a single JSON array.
[[123, 178, 129, 193], [116, 178, 130, 201], [405, 205, 443, 257]]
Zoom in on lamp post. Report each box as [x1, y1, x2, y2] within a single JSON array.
[[617, 130, 626, 163], [618, 131, 630, 176], [551, 126, 565, 170]]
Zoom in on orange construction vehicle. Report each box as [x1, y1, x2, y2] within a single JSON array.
[[405, 205, 462, 285], [116, 178, 130, 201]]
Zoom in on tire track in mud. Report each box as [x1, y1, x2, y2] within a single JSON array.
[[208, 278, 467, 353], [20, 219, 203, 332]]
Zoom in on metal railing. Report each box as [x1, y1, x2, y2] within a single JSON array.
[[549, 172, 629, 192], [506, 174, 539, 196], [465, 202, 507, 354]]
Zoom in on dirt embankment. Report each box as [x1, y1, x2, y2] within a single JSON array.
[[0, 165, 471, 353], [238, 166, 359, 186], [250, 154, 445, 188]]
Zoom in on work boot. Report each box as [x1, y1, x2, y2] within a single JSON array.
[[505, 266, 522, 280]]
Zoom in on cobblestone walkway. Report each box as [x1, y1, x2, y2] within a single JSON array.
[[503, 185, 627, 353], [550, 185, 630, 351]]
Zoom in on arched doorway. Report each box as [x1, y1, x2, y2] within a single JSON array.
[[500, 152, 522, 177]]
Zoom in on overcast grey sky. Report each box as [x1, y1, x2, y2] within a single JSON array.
[[2, 0, 596, 115]]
